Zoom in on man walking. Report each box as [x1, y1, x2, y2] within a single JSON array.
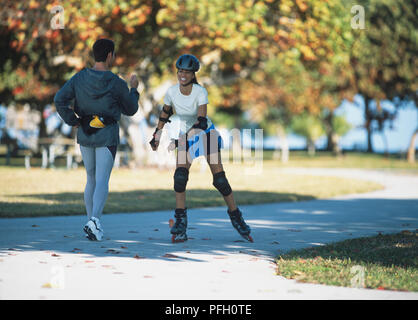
[[54, 38, 139, 240]]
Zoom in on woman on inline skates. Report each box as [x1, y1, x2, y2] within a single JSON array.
[[149, 54, 253, 243]]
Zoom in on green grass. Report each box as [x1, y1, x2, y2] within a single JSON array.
[[2, 150, 418, 171], [262, 151, 418, 172], [0, 159, 383, 217], [276, 231, 418, 292]]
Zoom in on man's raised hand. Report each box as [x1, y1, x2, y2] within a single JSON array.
[[129, 74, 139, 89]]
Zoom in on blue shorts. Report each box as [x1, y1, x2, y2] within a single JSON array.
[[186, 124, 223, 160]]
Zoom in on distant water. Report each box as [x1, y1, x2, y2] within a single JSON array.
[[263, 96, 417, 153]]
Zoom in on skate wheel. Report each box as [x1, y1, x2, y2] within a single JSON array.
[[169, 219, 174, 228], [247, 235, 254, 243], [171, 234, 188, 243]]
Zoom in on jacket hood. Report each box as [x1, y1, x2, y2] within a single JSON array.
[[77, 68, 117, 99]]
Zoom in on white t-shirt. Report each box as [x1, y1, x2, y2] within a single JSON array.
[[163, 84, 213, 134]]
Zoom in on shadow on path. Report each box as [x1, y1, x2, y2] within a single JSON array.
[[0, 189, 316, 218], [0, 197, 417, 264]]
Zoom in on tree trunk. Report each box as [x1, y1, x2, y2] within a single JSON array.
[[331, 133, 342, 156], [381, 131, 389, 158], [407, 128, 417, 163], [280, 135, 289, 163], [307, 139, 316, 156], [364, 96, 374, 153], [36, 106, 48, 155], [273, 125, 289, 163], [324, 112, 336, 152]]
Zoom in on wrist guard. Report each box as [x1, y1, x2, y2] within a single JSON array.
[[149, 128, 161, 149]]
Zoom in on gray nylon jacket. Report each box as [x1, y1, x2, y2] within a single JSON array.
[[54, 68, 139, 147]]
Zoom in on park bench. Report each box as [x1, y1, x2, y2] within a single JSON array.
[[17, 137, 77, 169]]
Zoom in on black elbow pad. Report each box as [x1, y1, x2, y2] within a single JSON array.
[[160, 105, 174, 123]]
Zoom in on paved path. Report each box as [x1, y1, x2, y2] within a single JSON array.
[[0, 168, 417, 299]]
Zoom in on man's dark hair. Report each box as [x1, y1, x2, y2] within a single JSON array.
[[93, 39, 115, 62]]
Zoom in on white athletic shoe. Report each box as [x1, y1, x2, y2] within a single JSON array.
[[84, 217, 104, 241]]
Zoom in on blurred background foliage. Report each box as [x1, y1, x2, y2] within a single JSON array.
[[0, 0, 417, 160]]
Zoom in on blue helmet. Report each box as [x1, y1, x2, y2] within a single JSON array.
[[176, 54, 200, 72]]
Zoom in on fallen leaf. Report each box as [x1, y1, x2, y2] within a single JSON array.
[[85, 260, 94, 263], [120, 246, 128, 249], [202, 238, 211, 240], [51, 253, 60, 257], [105, 249, 120, 254], [133, 254, 145, 259], [163, 253, 178, 258], [293, 270, 306, 277], [42, 283, 52, 288]]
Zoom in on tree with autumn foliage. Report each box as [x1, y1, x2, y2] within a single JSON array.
[[241, 0, 356, 157], [350, 0, 417, 157], [0, 0, 279, 135], [1, 0, 416, 162]]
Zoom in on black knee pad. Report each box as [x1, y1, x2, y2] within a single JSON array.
[[174, 167, 189, 193], [213, 171, 232, 196]]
